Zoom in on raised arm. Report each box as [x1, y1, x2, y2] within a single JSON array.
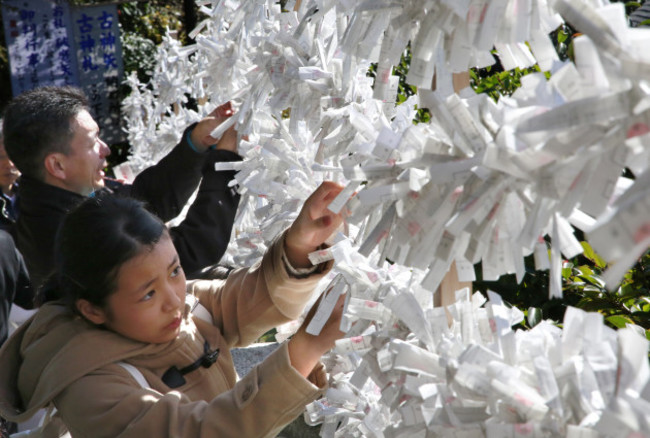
[[283, 181, 345, 268], [169, 102, 241, 274], [126, 103, 239, 223], [190, 182, 345, 346], [282, 182, 348, 377]]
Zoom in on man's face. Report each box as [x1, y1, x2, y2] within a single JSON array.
[[0, 139, 19, 194], [60, 110, 111, 196]]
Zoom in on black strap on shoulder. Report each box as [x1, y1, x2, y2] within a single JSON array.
[[162, 340, 219, 388]]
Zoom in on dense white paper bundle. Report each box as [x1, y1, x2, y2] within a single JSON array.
[[120, 0, 650, 434], [307, 249, 650, 437]]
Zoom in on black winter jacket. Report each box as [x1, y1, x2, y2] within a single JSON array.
[[0, 230, 32, 346], [14, 124, 241, 300]]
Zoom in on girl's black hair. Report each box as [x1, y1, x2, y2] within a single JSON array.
[[38, 194, 166, 312]]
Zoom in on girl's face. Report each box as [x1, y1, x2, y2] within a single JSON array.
[[81, 235, 187, 344]]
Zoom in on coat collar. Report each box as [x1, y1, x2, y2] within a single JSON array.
[[17, 176, 86, 216]]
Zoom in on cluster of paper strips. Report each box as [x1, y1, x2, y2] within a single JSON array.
[[120, 0, 650, 435], [310, 277, 650, 437]]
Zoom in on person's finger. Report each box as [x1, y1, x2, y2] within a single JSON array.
[[313, 215, 333, 231], [213, 126, 238, 151], [293, 187, 344, 245], [296, 209, 340, 241], [207, 101, 233, 119], [304, 182, 343, 218], [215, 101, 233, 118]]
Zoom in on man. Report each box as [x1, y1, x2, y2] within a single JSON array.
[[3, 86, 241, 298], [0, 230, 31, 347], [0, 127, 28, 438], [0, 123, 20, 233]]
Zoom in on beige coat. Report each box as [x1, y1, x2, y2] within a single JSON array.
[[0, 232, 331, 437]]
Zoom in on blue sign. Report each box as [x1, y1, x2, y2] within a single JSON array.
[[70, 4, 124, 144], [1, 0, 79, 94], [1, 0, 124, 143]]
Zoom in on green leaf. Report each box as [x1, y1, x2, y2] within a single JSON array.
[[257, 328, 277, 343], [582, 274, 606, 288], [581, 242, 607, 269], [527, 307, 542, 328], [577, 265, 593, 276], [606, 315, 634, 329], [630, 310, 650, 320], [581, 286, 602, 297], [619, 284, 642, 299], [557, 30, 568, 43], [576, 297, 616, 312]]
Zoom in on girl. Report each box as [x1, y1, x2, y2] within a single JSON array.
[[0, 182, 346, 437]]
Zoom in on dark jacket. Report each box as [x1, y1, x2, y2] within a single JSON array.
[[0, 191, 17, 235], [14, 124, 241, 298], [0, 230, 32, 346]]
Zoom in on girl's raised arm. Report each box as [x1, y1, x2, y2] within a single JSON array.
[[283, 181, 345, 268], [284, 181, 348, 377]]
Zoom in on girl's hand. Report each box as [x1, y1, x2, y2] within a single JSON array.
[[288, 290, 346, 378], [285, 181, 345, 268]]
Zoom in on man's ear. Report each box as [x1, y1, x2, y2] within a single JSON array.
[[76, 299, 108, 325], [43, 152, 67, 181]]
